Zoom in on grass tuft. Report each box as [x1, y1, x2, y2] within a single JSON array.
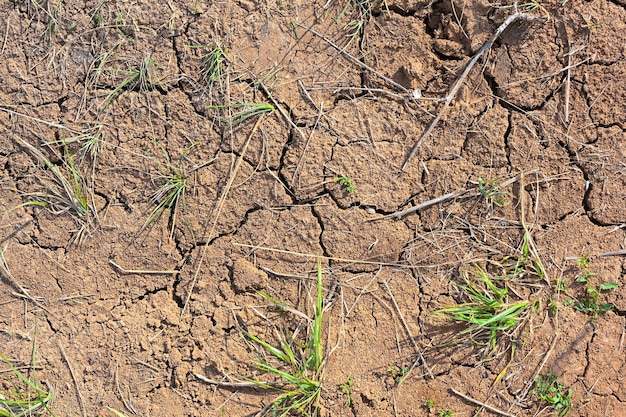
[[142, 142, 204, 240], [99, 55, 162, 108], [44, 125, 104, 163], [16, 140, 97, 244], [0, 355, 54, 417], [433, 265, 530, 355], [0, 326, 54, 417], [198, 43, 226, 83], [477, 177, 510, 207], [237, 258, 326, 416]]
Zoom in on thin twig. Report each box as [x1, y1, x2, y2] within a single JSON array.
[[293, 103, 324, 184], [519, 332, 558, 401], [369, 191, 466, 221], [505, 50, 589, 88], [450, 388, 518, 417], [234, 243, 413, 268], [1, 10, 10, 54], [297, 79, 320, 112], [58, 294, 96, 302], [0, 106, 82, 134], [194, 373, 281, 388], [255, 80, 308, 143], [564, 44, 572, 123], [599, 249, 626, 257], [58, 342, 87, 417], [383, 280, 433, 379], [114, 361, 138, 415], [295, 23, 431, 115], [375, 170, 540, 221], [109, 260, 179, 275], [182, 114, 266, 316], [0, 246, 50, 314], [402, 11, 547, 171], [296, 23, 411, 96]]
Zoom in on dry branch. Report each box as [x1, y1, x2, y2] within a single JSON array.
[[401, 10, 547, 171]]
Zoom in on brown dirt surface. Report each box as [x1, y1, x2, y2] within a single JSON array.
[[1, 1, 626, 416]]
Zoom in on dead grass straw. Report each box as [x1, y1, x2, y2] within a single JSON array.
[[181, 114, 267, 316], [401, 9, 548, 171], [450, 387, 518, 417], [57, 342, 87, 417]]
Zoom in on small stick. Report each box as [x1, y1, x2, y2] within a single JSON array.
[[293, 102, 324, 184], [58, 293, 95, 302], [607, 224, 626, 234], [450, 388, 518, 417], [133, 359, 160, 373], [383, 280, 433, 379], [255, 80, 308, 143], [58, 342, 87, 417], [234, 243, 412, 268], [375, 170, 540, 221], [109, 260, 179, 275], [258, 266, 312, 280], [296, 23, 431, 115], [505, 47, 588, 88], [296, 23, 412, 96], [402, 11, 546, 171], [0, 365, 43, 373], [599, 249, 626, 257], [519, 332, 558, 400], [297, 79, 320, 112], [369, 191, 465, 221], [114, 361, 138, 415], [194, 373, 280, 388], [564, 43, 572, 123], [0, 106, 82, 134], [0, 248, 50, 314], [1, 11, 10, 54], [182, 115, 266, 316]]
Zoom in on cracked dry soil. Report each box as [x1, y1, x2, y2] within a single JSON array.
[[1, 0, 626, 416]]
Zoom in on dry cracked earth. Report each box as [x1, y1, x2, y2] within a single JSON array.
[[1, 0, 626, 416]]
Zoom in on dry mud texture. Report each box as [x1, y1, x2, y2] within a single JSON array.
[[1, 0, 626, 416]]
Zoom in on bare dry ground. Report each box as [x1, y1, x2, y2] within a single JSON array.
[[1, 0, 626, 416]]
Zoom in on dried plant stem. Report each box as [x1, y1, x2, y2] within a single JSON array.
[[234, 243, 413, 268], [599, 249, 626, 257], [0, 247, 50, 314], [564, 45, 571, 123], [296, 24, 414, 98], [182, 114, 266, 315], [376, 170, 539, 221], [194, 373, 280, 388], [109, 260, 179, 275], [58, 342, 87, 417], [450, 388, 518, 417], [519, 332, 558, 401], [402, 11, 546, 171], [293, 103, 323, 184], [114, 361, 138, 415], [383, 280, 432, 379], [371, 191, 465, 221]]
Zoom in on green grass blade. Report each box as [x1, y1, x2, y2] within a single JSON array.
[[0, 354, 54, 417], [246, 333, 291, 365], [310, 258, 324, 373], [476, 302, 530, 331], [209, 103, 274, 131]]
